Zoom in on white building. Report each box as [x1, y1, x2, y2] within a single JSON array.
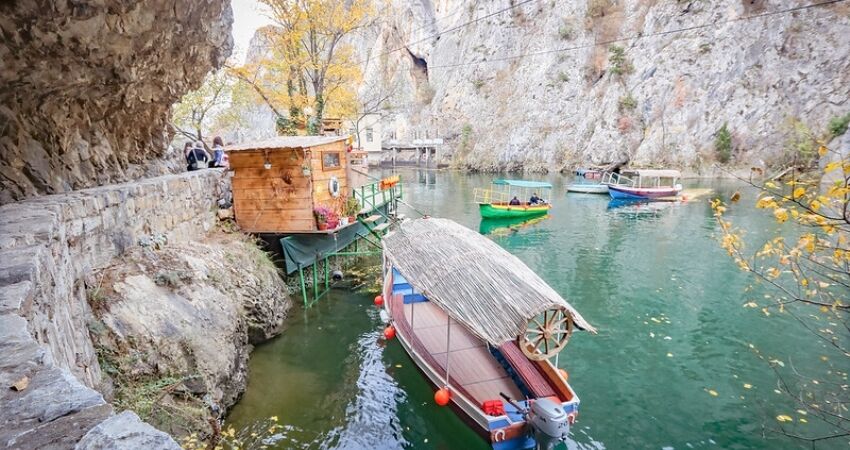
[[345, 113, 382, 166]]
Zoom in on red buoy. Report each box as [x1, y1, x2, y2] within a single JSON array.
[[374, 295, 384, 307], [559, 369, 569, 381], [383, 325, 396, 340], [434, 387, 451, 406]]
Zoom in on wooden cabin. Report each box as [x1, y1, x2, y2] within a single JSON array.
[[225, 136, 351, 233]]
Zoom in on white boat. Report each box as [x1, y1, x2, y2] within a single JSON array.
[[566, 169, 609, 194]]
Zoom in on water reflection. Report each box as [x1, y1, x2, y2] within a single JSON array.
[[478, 215, 549, 235], [416, 169, 437, 186], [606, 199, 674, 220]]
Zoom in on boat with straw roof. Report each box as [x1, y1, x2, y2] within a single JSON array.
[[376, 218, 596, 449]]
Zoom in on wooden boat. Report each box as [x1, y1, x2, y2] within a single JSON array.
[[474, 179, 553, 219], [566, 169, 608, 194], [380, 218, 596, 449], [602, 169, 683, 200]]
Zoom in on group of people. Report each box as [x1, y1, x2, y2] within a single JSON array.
[[508, 193, 547, 206], [184, 136, 227, 171]]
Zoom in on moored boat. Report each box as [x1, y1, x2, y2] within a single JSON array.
[[474, 179, 553, 219], [380, 218, 596, 449], [566, 169, 608, 194], [602, 169, 683, 200]]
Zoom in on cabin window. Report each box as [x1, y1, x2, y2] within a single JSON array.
[[322, 152, 341, 170], [366, 127, 374, 143]]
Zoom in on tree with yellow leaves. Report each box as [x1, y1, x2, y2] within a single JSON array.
[[712, 119, 849, 445], [231, 0, 373, 135]]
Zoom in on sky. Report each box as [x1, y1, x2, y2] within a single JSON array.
[[231, 0, 274, 64]]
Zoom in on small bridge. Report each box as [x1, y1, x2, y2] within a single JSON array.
[[382, 138, 445, 168]]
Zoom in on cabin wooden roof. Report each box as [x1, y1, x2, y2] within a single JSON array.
[[382, 218, 596, 347], [225, 135, 348, 152]]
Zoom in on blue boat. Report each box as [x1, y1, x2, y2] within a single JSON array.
[[603, 169, 683, 200]]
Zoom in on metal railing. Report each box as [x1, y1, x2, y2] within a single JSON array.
[[353, 177, 403, 214], [473, 188, 510, 204]]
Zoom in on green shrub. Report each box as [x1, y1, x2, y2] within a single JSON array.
[[618, 94, 637, 112], [608, 45, 633, 76], [828, 113, 850, 138], [715, 123, 732, 163], [556, 71, 570, 83], [557, 19, 574, 40], [472, 79, 485, 90]]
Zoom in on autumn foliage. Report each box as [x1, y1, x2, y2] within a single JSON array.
[[712, 140, 849, 444]]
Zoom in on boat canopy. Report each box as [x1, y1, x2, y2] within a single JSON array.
[[621, 169, 681, 178], [492, 179, 553, 189], [382, 218, 596, 347]]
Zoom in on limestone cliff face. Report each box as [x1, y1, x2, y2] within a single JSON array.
[[0, 0, 234, 203], [362, 0, 850, 171]]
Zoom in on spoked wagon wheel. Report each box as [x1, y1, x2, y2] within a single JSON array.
[[519, 306, 574, 361]]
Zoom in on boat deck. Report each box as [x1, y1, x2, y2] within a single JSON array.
[[395, 296, 523, 406]]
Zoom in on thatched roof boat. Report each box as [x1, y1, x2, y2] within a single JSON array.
[[379, 218, 595, 448]]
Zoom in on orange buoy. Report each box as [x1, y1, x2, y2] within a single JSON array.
[[434, 387, 451, 406], [559, 369, 569, 381], [374, 295, 384, 307], [383, 325, 396, 340]]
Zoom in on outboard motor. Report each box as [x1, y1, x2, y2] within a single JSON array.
[[527, 398, 570, 446], [500, 393, 570, 450]]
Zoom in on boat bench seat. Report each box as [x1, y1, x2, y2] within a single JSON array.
[[497, 341, 557, 399]]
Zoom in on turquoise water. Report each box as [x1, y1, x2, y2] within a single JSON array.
[[227, 169, 837, 449]]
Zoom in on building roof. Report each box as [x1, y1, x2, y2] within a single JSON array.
[[621, 169, 682, 178], [382, 218, 595, 347], [225, 135, 348, 152], [492, 179, 553, 189]]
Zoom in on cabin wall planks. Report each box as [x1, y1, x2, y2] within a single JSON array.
[[227, 138, 350, 233]]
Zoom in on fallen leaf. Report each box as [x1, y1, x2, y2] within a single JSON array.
[[776, 415, 793, 422], [743, 383, 753, 389], [707, 389, 719, 397]]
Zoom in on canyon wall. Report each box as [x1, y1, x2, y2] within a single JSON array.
[[0, 0, 233, 204], [361, 0, 850, 171]]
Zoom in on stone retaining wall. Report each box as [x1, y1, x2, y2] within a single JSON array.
[[0, 169, 229, 449]]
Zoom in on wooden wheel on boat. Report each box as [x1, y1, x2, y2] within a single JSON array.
[[519, 306, 574, 361]]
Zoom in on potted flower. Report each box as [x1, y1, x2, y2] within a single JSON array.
[[344, 197, 360, 223], [314, 206, 331, 230], [326, 209, 340, 229]]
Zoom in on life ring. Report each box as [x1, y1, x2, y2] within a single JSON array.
[[329, 176, 341, 198]]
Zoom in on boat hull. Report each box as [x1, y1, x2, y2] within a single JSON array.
[[566, 183, 608, 194], [479, 203, 551, 219], [608, 185, 680, 200]]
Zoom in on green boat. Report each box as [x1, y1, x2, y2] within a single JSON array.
[[474, 179, 553, 219]]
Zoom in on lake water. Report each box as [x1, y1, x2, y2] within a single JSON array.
[[226, 169, 834, 449]]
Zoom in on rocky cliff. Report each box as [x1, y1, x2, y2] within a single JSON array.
[[362, 0, 850, 171], [0, 0, 233, 204], [0, 169, 291, 449]]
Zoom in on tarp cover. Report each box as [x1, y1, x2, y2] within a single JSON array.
[[492, 179, 553, 188], [382, 218, 595, 347], [281, 222, 372, 274]]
